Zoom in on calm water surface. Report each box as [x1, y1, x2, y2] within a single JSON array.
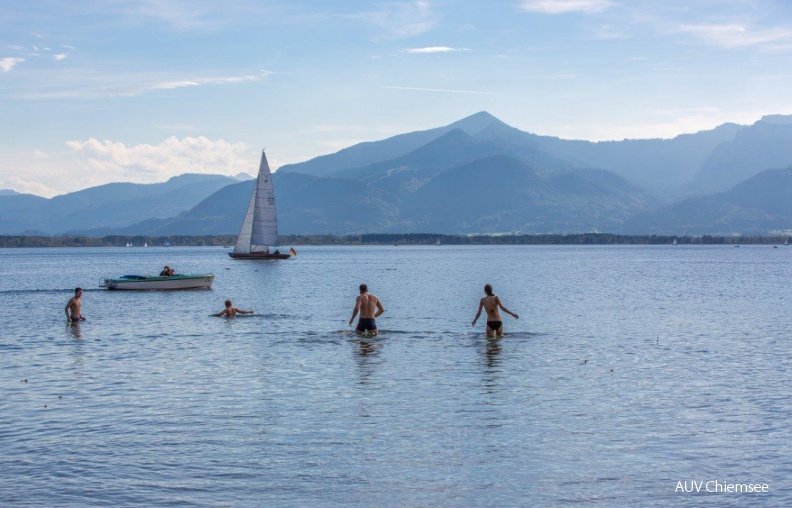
[[1, 245, 791, 506]]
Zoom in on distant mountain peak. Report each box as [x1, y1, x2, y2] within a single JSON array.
[[447, 111, 508, 135], [759, 114, 792, 125], [234, 172, 255, 181], [0, 189, 21, 196]]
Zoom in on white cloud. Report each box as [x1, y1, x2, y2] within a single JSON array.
[[403, 46, 469, 53], [33, 149, 49, 159], [520, 0, 612, 14], [152, 80, 200, 90], [52, 53, 68, 61], [0, 176, 58, 198], [677, 23, 792, 48], [66, 136, 255, 182], [1, 57, 25, 72]]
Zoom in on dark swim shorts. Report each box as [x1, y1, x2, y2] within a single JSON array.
[[486, 321, 502, 331], [71, 316, 84, 323], [356, 318, 377, 332]]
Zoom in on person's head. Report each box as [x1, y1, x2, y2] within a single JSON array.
[[74, 287, 82, 297], [224, 300, 232, 308], [164, 265, 170, 270], [484, 284, 493, 296], [359, 284, 368, 294]]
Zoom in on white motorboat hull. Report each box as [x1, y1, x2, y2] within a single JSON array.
[[101, 274, 214, 290]]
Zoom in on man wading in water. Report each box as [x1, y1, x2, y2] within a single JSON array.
[[349, 284, 384, 336], [65, 287, 86, 324], [472, 284, 518, 338]]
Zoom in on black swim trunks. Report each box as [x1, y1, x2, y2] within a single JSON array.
[[486, 321, 502, 331], [71, 316, 84, 323], [356, 318, 377, 332]]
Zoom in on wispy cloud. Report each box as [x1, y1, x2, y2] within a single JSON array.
[[588, 24, 628, 40], [354, 1, 435, 40], [66, 136, 254, 180], [17, 70, 273, 100], [519, 0, 612, 14], [649, 107, 721, 116], [676, 23, 792, 48], [403, 46, 469, 53], [139, 72, 272, 95], [1, 57, 25, 72], [33, 149, 50, 159], [117, 0, 218, 30], [383, 85, 495, 95], [154, 123, 199, 132], [52, 53, 67, 61]]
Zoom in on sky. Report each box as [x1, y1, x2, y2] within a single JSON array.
[[1, 0, 791, 197]]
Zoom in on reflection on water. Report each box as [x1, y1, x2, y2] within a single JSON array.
[[354, 339, 382, 386], [67, 322, 83, 340], [485, 337, 502, 368]]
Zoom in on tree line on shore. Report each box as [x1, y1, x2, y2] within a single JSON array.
[[0, 233, 789, 248]]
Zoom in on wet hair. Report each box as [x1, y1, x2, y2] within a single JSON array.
[[359, 284, 368, 293], [74, 287, 82, 294], [224, 300, 232, 307], [484, 284, 493, 296]]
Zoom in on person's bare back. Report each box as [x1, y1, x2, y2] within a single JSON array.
[[357, 293, 381, 319], [472, 284, 518, 338], [349, 284, 384, 336]]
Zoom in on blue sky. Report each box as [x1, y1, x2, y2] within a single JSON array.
[[2, 0, 791, 196]]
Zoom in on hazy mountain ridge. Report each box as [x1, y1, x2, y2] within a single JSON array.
[[690, 118, 792, 194], [0, 174, 240, 235], [624, 166, 792, 235]]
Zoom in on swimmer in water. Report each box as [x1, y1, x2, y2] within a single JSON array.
[[214, 300, 254, 318], [472, 284, 518, 338]]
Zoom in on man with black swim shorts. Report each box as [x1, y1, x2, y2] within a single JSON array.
[[472, 284, 518, 338], [65, 287, 86, 324], [349, 284, 384, 336]]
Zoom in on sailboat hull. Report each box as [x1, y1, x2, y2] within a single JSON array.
[[228, 252, 291, 260]]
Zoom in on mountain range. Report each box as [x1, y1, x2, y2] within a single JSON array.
[[0, 174, 245, 235], [3, 112, 792, 236]]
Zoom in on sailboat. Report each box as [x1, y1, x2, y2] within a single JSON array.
[[229, 149, 292, 260]]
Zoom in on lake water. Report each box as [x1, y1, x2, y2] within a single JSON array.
[[1, 245, 791, 506]]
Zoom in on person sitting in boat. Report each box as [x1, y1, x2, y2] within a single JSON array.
[[274, 249, 280, 255], [213, 300, 254, 318], [159, 265, 174, 277]]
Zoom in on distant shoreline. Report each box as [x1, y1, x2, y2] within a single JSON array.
[[0, 233, 788, 248]]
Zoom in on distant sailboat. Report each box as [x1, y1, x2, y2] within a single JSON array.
[[229, 149, 292, 260], [144, 242, 148, 247], [436, 237, 441, 246], [672, 238, 678, 246], [786, 237, 790, 246]]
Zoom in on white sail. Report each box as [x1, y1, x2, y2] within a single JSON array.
[[234, 150, 279, 253], [233, 189, 256, 253]]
